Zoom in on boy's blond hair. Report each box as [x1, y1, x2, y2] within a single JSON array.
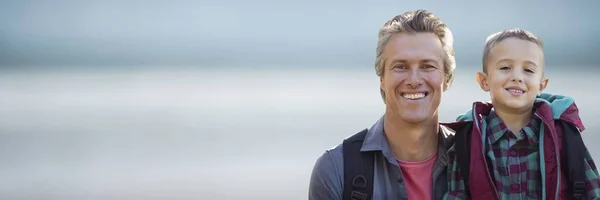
[[482, 28, 544, 73]]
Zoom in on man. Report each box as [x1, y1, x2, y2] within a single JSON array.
[[308, 9, 457, 200]]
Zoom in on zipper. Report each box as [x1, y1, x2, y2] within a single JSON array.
[[535, 112, 561, 200]]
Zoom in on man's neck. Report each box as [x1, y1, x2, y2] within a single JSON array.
[[494, 105, 534, 133], [383, 114, 439, 162]]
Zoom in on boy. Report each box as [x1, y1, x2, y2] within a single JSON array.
[[443, 28, 600, 200]]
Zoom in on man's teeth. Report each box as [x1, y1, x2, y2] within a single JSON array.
[[402, 93, 426, 99], [507, 89, 524, 94]]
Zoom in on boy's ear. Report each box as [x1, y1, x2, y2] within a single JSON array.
[[476, 72, 490, 92], [539, 77, 549, 95]]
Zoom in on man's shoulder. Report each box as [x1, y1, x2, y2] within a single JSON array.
[[312, 127, 373, 175], [308, 137, 346, 199], [321, 142, 344, 163]]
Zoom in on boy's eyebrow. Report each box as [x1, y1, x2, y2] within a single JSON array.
[[523, 60, 539, 67], [496, 58, 539, 67], [496, 58, 514, 64]]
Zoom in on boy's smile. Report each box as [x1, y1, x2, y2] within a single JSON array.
[[505, 86, 526, 96]]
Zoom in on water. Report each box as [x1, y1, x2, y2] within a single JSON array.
[[0, 67, 598, 199]]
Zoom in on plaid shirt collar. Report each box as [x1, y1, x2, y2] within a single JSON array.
[[485, 109, 541, 145]]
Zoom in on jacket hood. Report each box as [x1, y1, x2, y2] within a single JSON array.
[[452, 92, 584, 131]]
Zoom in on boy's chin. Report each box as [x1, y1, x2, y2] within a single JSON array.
[[496, 100, 534, 111]]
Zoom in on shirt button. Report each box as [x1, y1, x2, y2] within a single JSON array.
[[510, 150, 517, 156], [511, 185, 519, 190]]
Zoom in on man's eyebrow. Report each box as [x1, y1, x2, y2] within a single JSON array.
[[421, 59, 440, 64], [389, 59, 407, 64], [389, 58, 440, 63]]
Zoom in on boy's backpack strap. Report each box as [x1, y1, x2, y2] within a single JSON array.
[[560, 120, 586, 200], [454, 122, 473, 196], [342, 129, 374, 200]]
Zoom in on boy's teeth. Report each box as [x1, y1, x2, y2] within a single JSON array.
[[402, 93, 426, 99], [508, 89, 524, 93]]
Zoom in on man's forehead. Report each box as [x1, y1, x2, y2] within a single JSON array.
[[384, 33, 445, 62], [385, 47, 445, 64]]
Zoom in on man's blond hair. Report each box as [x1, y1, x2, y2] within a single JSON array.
[[375, 9, 455, 101], [482, 28, 544, 73]]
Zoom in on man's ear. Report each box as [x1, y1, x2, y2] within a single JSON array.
[[380, 76, 384, 91], [443, 74, 451, 91], [476, 72, 490, 92], [443, 81, 449, 91]]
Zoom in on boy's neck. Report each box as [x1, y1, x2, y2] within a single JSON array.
[[493, 106, 534, 133]]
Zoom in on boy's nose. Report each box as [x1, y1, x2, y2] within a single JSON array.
[[511, 72, 523, 83]]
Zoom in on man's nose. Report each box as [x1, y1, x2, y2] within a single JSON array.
[[406, 69, 422, 88]]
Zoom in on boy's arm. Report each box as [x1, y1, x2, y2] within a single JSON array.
[[443, 146, 470, 200], [582, 147, 600, 199]]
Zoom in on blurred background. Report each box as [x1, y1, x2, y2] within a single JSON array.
[[1, 0, 599, 199]]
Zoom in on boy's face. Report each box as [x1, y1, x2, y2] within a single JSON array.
[[477, 38, 549, 112]]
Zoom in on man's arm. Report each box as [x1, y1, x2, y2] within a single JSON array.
[[443, 146, 470, 200], [308, 148, 344, 200], [582, 147, 600, 199]]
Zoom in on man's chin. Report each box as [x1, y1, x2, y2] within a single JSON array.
[[396, 112, 432, 123]]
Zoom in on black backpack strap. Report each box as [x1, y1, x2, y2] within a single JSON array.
[[454, 122, 473, 196], [342, 129, 374, 200], [560, 121, 586, 200]]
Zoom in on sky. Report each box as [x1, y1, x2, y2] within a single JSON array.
[[0, 0, 598, 69]]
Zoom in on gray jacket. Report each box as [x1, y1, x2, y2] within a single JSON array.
[[308, 115, 455, 200]]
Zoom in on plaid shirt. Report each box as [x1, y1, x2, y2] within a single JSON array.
[[485, 111, 542, 199], [444, 110, 600, 199]]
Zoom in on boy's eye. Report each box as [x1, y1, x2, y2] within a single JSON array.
[[500, 66, 511, 70], [525, 68, 535, 73]]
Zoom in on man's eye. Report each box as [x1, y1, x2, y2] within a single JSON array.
[[393, 65, 407, 69], [422, 65, 436, 69]]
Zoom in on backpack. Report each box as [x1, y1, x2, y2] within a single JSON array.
[[342, 129, 374, 200], [454, 120, 587, 200]]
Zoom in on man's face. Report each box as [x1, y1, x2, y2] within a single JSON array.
[[380, 33, 448, 124], [477, 38, 548, 112]]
